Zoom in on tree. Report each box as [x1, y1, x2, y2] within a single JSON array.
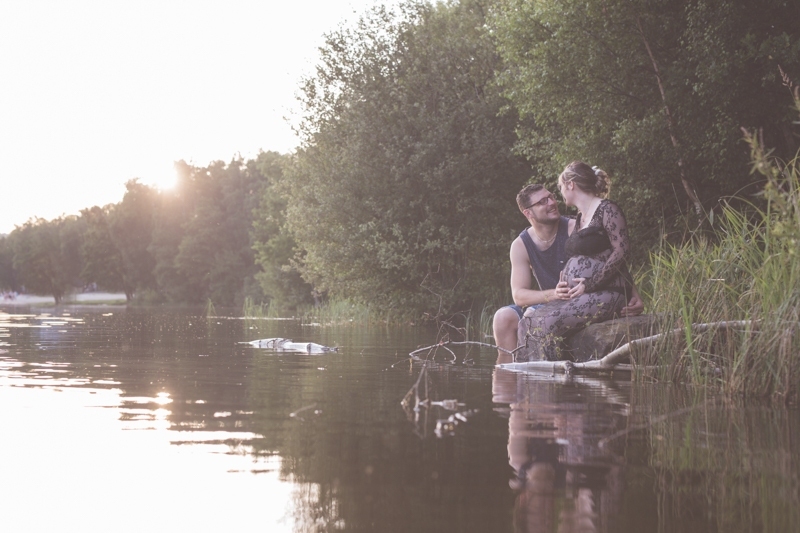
[[0, 236, 18, 292], [108, 179, 157, 299], [147, 166, 194, 303], [175, 158, 262, 306], [491, 0, 800, 249], [251, 151, 314, 311], [79, 205, 127, 297], [9, 217, 82, 304], [288, 0, 530, 316], [151, 158, 269, 307], [58, 215, 84, 292]]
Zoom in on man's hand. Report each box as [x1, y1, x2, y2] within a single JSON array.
[[553, 271, 571, 300], [620, 293, 644, 317]]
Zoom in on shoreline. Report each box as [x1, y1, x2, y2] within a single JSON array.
[[0, 292, 127, 307]]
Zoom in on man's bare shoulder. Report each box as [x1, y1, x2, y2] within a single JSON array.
[[510, 231, 528, 249], [510, 233, 530, 263]]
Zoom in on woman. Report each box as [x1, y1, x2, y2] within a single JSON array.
[[517, 161, 632, 362]]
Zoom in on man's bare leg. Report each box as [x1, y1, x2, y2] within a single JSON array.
[[492, 307, 520, 365]]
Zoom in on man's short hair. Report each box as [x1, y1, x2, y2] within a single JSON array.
[[516, 183, 544, 210]]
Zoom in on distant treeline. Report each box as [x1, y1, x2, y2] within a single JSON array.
[[1, 0, 798, 316], [0, 153, 305, 308]]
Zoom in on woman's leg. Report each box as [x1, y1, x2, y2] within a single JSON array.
[[518, 291, 625, 361]]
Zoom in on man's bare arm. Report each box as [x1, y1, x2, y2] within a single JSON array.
[[509, 237, 558, 306]]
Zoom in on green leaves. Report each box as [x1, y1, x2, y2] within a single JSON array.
[[150, 158, 271, 306], [251, 151, 314, 311], [8, 217, 82, 304], [492, 0, 800, 250], [286, 0, 529, 316], [80, 205, 126, 298], [109, 179, 157, 297]]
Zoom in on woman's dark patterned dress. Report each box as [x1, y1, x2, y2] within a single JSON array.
[[517, 199, 631, 361]]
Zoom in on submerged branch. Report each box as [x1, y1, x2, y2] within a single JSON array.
[[409, 340, 513, 358]]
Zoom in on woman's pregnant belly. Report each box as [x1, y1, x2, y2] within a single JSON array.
[[562, 255, 605, 288]]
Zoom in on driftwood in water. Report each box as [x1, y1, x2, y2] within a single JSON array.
[[501, 320, 753, 375], [405, 318, 753, 377], [241, 337, 338, 353]]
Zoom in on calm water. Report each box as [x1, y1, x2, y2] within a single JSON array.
[[0, 306, 797, 533]]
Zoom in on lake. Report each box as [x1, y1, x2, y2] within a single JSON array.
[[0, 306, 797, 532]]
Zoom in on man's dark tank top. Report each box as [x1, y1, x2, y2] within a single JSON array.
[[519, 216, 570, 291]]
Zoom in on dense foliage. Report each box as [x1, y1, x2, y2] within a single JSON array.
[[5, 217, 83, 304], [639, 83, 800, 400], [286, 0, 530, 314], [491, 0, 800, 250], [2, 0, 798, 320], [251, 152, 315, 311]]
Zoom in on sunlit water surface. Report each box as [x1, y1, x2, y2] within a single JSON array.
[[0, 306, 797, 533]]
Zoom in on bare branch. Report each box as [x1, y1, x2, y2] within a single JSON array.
[[409, 340, 513, 358], [636, 16, 703, 218]]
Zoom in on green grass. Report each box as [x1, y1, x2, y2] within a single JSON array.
[[637, 93, 800, 402], [299, 298, 373, 325]]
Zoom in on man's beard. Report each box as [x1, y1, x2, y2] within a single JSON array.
[[530, 211, 559, 225]]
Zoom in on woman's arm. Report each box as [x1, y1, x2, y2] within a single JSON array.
[[583, 200, 630, 293]]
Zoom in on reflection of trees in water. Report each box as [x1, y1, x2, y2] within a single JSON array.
[[638, 386, 800, 533], [493, 369, 634, 533], [245, 354, 513, 532]]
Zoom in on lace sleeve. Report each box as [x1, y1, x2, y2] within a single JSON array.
[[584, 200, 630, 292]]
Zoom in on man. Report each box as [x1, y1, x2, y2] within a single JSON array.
[[492, 184, 643, 362]]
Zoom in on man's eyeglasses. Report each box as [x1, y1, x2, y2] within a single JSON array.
[[523, 194, 556, 209]]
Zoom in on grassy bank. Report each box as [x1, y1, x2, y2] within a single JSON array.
[[637, 89, 800, 402], [241, 296, 500, 344], [242, 296, 375, 325]]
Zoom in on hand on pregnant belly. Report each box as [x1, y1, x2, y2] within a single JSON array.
[[567, 278, 586, 298], [563, 256, 603, 298]]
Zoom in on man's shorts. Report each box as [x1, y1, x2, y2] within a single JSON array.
[[503, 303, 544, 319]]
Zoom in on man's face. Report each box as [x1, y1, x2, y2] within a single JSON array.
[[522, 189, 559, 224]]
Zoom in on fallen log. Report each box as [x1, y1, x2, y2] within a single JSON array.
[[563, 314, 661, 362], [500, 319, 753, 374]]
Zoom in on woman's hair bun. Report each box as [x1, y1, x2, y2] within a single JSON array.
[[561, 161, 611, 197], [592, 166, 610, 195]]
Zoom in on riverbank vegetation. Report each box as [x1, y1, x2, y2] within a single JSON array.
[[638, 82, 800, 402], [1, 1, 798, 344]]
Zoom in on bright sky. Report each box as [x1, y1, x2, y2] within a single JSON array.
[[0, 0, 390, 235]]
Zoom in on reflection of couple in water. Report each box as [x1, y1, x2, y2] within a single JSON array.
[[493, 368, 629, 533], [493, 161, 643, 364]]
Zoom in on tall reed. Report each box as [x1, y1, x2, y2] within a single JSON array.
[[639, 88, 800, 401], [242, 296, 274, 319], [205, 298, 217, 318], [299, 298, 372, 325]]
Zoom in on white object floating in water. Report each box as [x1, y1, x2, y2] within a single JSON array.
[[240, 337, 338, 353]]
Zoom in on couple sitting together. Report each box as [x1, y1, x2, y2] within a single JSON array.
[[493, 161, 644, 365]]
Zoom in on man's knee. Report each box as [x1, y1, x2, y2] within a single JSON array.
[[493, 307, 522, 360], [493, 306, 521, 337]]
